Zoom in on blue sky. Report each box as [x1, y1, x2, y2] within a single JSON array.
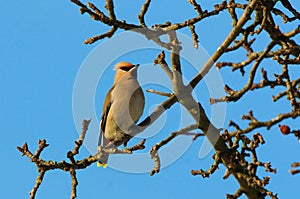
[[1, 1, 300, 198]]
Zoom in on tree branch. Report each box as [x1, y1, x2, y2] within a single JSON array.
[[189, 0, 260, 89], [138, 0, 151, 26]]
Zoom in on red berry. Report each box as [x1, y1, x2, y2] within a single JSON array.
[[279, 124, 290, 135]]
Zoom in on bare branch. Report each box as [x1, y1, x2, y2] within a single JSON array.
[[105, 0, 116, 20], [189, 0, 260, 88], [282, 62, 299, 110], [280, 0, 300, 20], [226, 188, 243, 199], [228, 0, 238, 26], [214, 41, 276, 103], [290, 162, 300, 175], [146, 89, 173, 97], [84, 26, 117, 44], [150, 124, 199, 175], [17, 120, 147, 199], [29, 170, 45, 199], [191, 152, 221, 178], [138, 0, 151, 26], [153, 51, 173, 80], [188, 0, 203, 15], [229, 110, 300, 137], [70, 169, 78, 199], [67, 119, 91, 163], [189, 25, 199, 49]]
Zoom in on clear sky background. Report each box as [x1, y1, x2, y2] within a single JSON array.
[[1, 0, 300, 198]]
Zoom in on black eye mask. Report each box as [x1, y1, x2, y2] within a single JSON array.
[[120, 66, 132, 71]]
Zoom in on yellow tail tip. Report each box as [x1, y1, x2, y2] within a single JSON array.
[[97, 162, 107, 168]]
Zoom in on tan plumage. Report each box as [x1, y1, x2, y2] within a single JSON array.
[[98, 62, 145, 166]]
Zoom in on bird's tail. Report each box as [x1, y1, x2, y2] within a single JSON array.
[[97, 127, 110, 168], [97, 152, 109, 168]]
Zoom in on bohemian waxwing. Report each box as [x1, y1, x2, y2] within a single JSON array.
[[97, 62, 145, 167]]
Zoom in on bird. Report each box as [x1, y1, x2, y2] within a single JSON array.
[[97, 62, 145, 167]]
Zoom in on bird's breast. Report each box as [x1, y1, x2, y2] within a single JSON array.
[[110, 78, 145, 133]]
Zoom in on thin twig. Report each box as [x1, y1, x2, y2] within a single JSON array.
[[189, 25, 199, 49], [84, 26, 118, 44], [215, 41, 276, 103], [70, 169, 78, 199], [138, 0, 151, 26], [29, 170, 46, 199], [150, 124, 199, 175], [189, 0, 260, 88], [146, 89, 173, 97], [153, 51, 173, 80], [105, 0, 116, 19], [67, 119, 91, 163], [229, 110, 300, 137], [188, 0, 203, 15]]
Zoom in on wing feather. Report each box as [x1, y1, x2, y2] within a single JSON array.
[[98, 86, 114, 147]]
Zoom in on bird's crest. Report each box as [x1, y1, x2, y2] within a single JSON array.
[[114, 62, 135, 70]]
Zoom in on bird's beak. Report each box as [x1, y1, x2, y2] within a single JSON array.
[[128, 64, 140, 77], [129, 64, 140, 71]]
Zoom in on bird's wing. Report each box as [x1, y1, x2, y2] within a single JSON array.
[[98, 86, 114, 147]]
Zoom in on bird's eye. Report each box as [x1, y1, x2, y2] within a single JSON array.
[[120, 67, 131, 71]]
